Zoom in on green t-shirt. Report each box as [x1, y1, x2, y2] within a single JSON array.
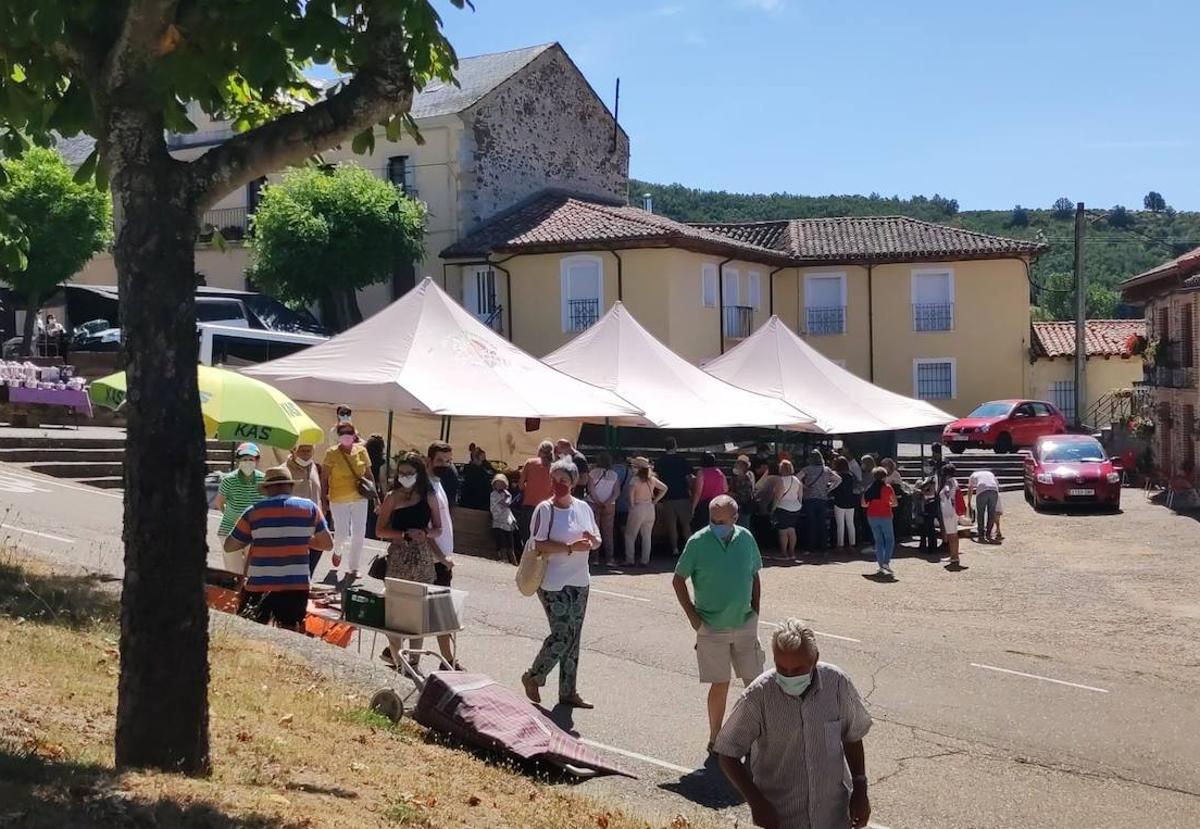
[[675, 525, 762, 630], [218, 469, 265, 537]]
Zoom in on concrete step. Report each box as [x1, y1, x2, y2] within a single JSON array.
[[26, 460, 227, 478], [0, 447, 230, 463], [75, 476, 125, 490]]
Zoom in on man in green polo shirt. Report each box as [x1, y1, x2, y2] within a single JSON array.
[[672, 494, 765, 753]]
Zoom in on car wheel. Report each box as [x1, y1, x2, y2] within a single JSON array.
[[1031, 488, 1044, 511], [948, 443, 966, 455], [1024, 483, 1033, 504], [995, 433, 1014, 454]]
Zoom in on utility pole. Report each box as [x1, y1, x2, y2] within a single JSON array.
[[1073, 201, 1087, 429]]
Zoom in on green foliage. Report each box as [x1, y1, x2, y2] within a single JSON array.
[[1030, 271, 1119, 321], [0, 146, 110, 298], [1051, 197, 1075, 218], [1143, 191, 1167, 212], [634, 179, 1200, 321], [1009, 204, 1030, 227], [1108, 205, 1133, 228], [248, 163, 425, 327]]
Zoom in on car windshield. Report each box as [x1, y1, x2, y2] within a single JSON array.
[[967, 402, 1014, 418], [1042, 441, 1106, 463]]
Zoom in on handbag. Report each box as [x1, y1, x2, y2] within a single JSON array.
[[368, 554, 387, 580], [338, 446, 378, 502], [515, 501, 554, 596]]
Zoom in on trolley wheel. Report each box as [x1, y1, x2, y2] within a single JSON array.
[[369, 688, 405, 723]]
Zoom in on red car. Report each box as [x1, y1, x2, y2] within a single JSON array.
[[941, 399, 1067, 454], [1023, 434, 1122, 511]]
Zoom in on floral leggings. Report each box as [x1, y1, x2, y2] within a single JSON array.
[[527, 584, 590, 699]]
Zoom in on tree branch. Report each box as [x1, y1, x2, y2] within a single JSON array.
[[185, 11, 415, 212], [103, 0, 181, 91]]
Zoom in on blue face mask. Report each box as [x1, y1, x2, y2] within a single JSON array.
[[710, 523, 734, 541], [774, 670, 813, 697]]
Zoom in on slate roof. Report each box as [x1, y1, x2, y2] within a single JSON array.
[[441, 189, 791, 262], [1031, 320, 1146, 359], [694, 216, 1047, 262]]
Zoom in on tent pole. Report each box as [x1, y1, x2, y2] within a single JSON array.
[[385, 409, 394, 482]]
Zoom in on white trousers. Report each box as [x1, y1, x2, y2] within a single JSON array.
[[625, 502, 656, 564], [833, 506, 856, 547], [331, 498, 369, 575]]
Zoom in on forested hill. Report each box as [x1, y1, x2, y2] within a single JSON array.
[[631, 179, 1200, 320]]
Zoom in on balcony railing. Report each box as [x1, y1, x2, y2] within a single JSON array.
[[367, 166, 419, 199], [197, 206, 251, 242], [805, 305, 846, 335], [723, 305, 754, 340], [912, 302, 954, 332], [566, 298, 600, 332]]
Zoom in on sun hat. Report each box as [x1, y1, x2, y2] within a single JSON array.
[[492, 473, 509, 486], [257, 465, 297, 492], [631, 456, 651, 470], [736, 454, 751, 465], [235, 442, 261, 458]]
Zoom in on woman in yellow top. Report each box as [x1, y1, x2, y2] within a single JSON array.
[[320, 421, 377, 586]]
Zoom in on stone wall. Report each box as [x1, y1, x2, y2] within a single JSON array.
[[463, 46, 629, 227], [1145, 291, 1199, 475]]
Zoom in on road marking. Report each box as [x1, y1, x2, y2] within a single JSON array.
[[0, 523, 77, 544], [591, 588, 652, 603], [0, 468, 123, 499], [0, 472, 54, 494], [759, 619, 862, 643], [579, 738, 694, 775], [970, 663, 1109, 694]]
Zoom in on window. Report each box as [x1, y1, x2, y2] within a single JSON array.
[[386, 155, 410, 196], [701, 264, 718, 308], [911, 269, 954, 331], [722, 268, 752, 339], [913, 358, 956, 400], [804, 272, 847, 335], [463, 266, 500, 331], [1182, 302, 1194, 368], [723, 268, 741, 306], [747, 271, 763, 311], [561, 255, 602, 333]]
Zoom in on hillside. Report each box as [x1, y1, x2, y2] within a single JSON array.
[[630, 179, 1200, 320]]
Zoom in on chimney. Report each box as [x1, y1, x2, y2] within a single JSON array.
[[642, 192, 653, 213]]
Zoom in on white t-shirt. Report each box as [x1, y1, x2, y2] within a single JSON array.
[[531, 498, 599, 591], [431, 478, 454, 559], [969, 470, 1000, 493], [588, 468, 619, 504]]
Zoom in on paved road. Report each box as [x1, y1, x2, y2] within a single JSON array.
[[3, 463, 1199, 828]]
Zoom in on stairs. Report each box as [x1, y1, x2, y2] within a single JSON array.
[[0, 435, 232, 489], [897, 452, 1026, 492]]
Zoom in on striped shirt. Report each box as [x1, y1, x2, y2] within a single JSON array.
[[713, 663, 872, 829], [229, 495, 327, 593], [218, 469, 265, 537]]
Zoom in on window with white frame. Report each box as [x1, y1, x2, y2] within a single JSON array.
[[701, 263, 718, 308], [723, 268, 741, 306], [804, 272, 846, 335], [462, 266, 499, 329], [911, 269, 954, 331], [722, 268, 752, 339], [561, 255, 602, 333], [748, 271, 763, 311], [913, 358, 956, 400]]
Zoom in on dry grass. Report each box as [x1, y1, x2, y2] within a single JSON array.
[[0, 553, 703, 829]]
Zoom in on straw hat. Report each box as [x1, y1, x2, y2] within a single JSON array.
[[631, 456, 651, 470], [257, 465, 297, 492]]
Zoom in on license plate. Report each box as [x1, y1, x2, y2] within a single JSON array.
[[1068, 488, 1094, 496], [948, 435, 968, 441]]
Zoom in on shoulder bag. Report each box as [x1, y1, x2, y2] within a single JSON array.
[[338, 446, 378, 503], [515, 500, 554, 596]]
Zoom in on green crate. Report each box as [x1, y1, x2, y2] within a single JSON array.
[[344, 588, 385, 628]]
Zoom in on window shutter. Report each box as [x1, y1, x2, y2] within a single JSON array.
[[701, 264, 718, 308], [723, 269, 740, 307], [748, 272, 762, 310]]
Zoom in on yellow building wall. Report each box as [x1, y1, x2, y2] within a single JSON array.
[[1027, 356, 1143, 414]]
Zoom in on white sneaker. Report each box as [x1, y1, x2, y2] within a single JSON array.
[[874, 567, 887, 576], [883, 565, 894, 575]]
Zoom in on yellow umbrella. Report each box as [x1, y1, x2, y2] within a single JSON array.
[[89, 365, 323, 450]]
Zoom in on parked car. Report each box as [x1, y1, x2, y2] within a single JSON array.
[[942, 399, 1067, 454], [1023, 434, 1122, 511]]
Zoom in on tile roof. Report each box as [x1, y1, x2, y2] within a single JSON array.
[[441, 189, 791, 261], [1120, 245, 1200, 291], [1031, 319, 1146, 359], [694, 216, 1047, 262]]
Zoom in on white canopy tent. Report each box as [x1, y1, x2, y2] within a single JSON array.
[[542, 302, 815, 430], [703, 316, 955, 434], [241, 277, 643, 420]]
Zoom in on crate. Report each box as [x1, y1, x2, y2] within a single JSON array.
[[343, 587, 385, 628], [383, 578, 466, 634]]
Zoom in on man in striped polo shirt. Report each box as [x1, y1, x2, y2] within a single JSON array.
[[224, 465, 333, 631]]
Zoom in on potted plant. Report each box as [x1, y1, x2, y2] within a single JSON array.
[[1125, 332, 1148, 357]]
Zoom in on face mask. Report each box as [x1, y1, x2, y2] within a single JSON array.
[[775, 670, 813, 697], [293, 456, 313, 468], [552, 481, 571, 499], [238, 459, 256, 475], [337, 413, 351, 423], [397, 474, 418, 489], [710, 523, 734, 541], [338, 434, 355, 448]]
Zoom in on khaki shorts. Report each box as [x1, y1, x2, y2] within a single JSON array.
[[695, 614, 765, 685]]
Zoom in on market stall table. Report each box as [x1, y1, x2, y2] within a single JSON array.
[[3, 385, 93, 428]]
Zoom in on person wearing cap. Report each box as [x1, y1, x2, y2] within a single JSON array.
[[730, 455, 756, 528], [224, 466, 333, 631], [489, 471, 518, 564], [623, 456, 667, 567], [321, 421, 376, 585], [326, 404, 357, 447], [286, 442, 324, 574], [215, 442, 265, 540]]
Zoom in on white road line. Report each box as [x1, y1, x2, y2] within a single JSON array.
[[0, 523, 77, 544], [759, 620, 862, 643], [970, 663, 1109, 694], [579, 738, 694, 775], [591, 588, 652, 603], [0, 469, 123, 499]]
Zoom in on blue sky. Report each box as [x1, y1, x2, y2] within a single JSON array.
[[432, 0, 1197, 210]]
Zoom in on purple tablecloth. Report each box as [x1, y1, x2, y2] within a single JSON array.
[[7, 386, 93, 417]]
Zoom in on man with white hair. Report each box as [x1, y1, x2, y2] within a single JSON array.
[[672, 494, 765, 752], [716, 618, 872, 829]]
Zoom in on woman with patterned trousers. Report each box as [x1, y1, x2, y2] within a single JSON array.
[[521, 459, 601, 709]]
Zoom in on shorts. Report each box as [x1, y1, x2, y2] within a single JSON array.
[[434, 561, 453, 587], [772, 507, 801, 530], [239, 590, 308, 627], [695, 614, 765, 685]]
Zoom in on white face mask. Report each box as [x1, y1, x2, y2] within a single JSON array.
[[238, 459, 256, 475], [397, 474, 417, 489], [293, 456, 313, 468]]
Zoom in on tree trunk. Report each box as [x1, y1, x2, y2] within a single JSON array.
[[110, 141, 211, 774], [20, 291, 38, 357]]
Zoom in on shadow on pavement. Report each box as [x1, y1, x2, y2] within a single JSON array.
[[0, 556, 119, 629], [658, 752, 743, 808]]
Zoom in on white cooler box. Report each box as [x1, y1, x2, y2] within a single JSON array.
[[384, 578, 467, 635]]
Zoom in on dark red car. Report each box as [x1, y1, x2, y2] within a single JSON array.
[[1023, 435, 1122, 511], [942, 399, 1067, 454]]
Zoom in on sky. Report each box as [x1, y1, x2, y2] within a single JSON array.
[[431, 0, 1199, 210]]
